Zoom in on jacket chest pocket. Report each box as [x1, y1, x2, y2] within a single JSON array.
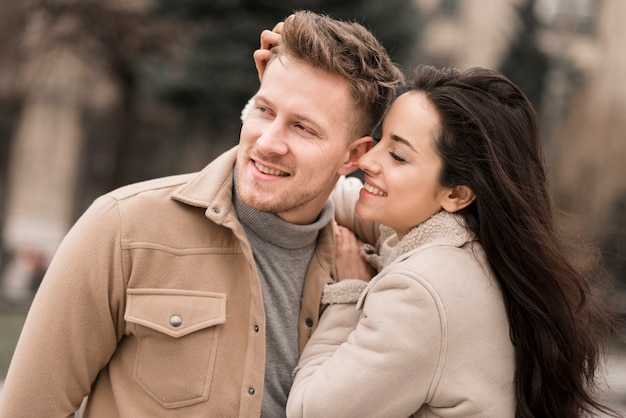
[[124, 288, 227, 408]]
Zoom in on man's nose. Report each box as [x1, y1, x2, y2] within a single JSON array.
[[256, 121, 288, 155]]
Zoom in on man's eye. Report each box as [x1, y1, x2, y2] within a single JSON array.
[[295, 124, 315, 136], [256, 106, 275, 118]]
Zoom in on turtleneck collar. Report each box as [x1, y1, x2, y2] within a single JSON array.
[[232, 168, 334, 250]]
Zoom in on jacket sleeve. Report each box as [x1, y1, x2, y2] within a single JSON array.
[[286, 270, 445, 418], [331, 176, 379, 246], [0, 196, 126, 417]]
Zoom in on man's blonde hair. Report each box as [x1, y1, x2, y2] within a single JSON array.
[[274, 10, 404, 137]]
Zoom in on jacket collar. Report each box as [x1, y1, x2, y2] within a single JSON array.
[[172, 145, 336, 345], [172, 146, 238, 224], [381, 211, 474, 267], [362, 211, 475, 272]]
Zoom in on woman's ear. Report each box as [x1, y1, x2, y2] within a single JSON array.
[[338, 136, 374, 175], [441, 185, 476, 213]]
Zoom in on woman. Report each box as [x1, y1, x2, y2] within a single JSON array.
[[286, 65, 619, 417]]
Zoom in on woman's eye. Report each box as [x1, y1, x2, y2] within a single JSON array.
[[389, 151, 406, 163]]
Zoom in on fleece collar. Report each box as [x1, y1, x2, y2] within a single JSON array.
[[363, 211, 475, 271]]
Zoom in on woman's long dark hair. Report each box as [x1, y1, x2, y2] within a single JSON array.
[[410, 64, 618, 417]]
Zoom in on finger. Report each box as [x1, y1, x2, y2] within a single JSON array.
[[336, 225, 356, 242], [345, 233, 360, 252], [260, 29, 281, 50], [334, 223, 343, 242], [272, 21, 284, 34], [335, 226, 349, 248], [335, 225, 351, 239], [253, 49, 271, 80], [333, 220, 339, 232], [253, 49, 271, 63], [335, 226, 352, 257], [336, 226, 360, 254]]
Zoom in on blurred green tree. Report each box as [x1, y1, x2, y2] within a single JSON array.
[[0, 0, 420, 217], [145, 0, 420, 139]]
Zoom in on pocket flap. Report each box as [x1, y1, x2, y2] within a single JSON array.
[[125, 288, 226, 338]]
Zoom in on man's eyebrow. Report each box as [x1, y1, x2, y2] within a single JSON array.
[[391, 134, 418, 153], [254, 94, 272, 105], [254, 95, 312, 123], [294, 112, 323, 130]]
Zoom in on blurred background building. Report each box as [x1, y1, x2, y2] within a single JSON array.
[[4, 0, 621, 314], [414, 0, 626, 310], [0, 0, 625, 408]]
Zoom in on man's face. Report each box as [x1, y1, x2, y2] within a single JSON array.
[[237, 56, 366, 225]]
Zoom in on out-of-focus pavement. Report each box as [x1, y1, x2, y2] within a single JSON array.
[[600, 349, 626, 416]]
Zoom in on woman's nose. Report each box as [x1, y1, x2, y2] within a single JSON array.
[[358, 145, 381, 174]]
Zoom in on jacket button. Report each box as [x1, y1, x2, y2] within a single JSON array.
[[211, 207, 220, 214], [305, 318, 314, 327], [169, 315, 183, 327], [254, 325, 260, 332], [248, 387, 255, 395]]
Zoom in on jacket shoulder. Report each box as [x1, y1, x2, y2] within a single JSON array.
[[396, 243, 488, 278], [379, 243, 497, 305], [105, 173, 196, 201]]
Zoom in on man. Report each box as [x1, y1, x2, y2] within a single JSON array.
[[0, 10, 403, 417]]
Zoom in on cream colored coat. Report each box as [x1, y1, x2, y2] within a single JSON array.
[[286, 177, 516, 417], [0, 147, 337, 417]]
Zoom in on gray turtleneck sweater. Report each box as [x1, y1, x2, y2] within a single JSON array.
[[233, 182, 334, 418]]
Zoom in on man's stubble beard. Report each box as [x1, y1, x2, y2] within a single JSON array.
[[236, 179, 316, 216]]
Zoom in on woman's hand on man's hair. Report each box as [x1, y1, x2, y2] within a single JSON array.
[[253, 21, 284, 80]]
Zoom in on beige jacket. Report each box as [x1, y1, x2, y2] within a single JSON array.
[[287, 177, 516, 417], [0, 146, 336, 417]]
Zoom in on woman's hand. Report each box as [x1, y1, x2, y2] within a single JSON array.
[[253, 21, 283, 81], [334, 223, 376, 282]]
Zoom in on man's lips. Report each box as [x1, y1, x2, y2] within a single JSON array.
[[254, 160, 290, 176]]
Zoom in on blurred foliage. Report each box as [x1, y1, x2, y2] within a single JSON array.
[[0, 312, 27, 378], [0, 0, 421, 223], [145, 0, 421, 136], [0, 0, 624, 311]]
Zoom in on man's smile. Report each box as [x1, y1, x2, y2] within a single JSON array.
[[254, 160, 290, 177]]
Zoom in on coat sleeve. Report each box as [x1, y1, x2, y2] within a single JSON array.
[[286, 270, 446, 418], [0, 196, 126, 417], [331, 176, 379, 246]]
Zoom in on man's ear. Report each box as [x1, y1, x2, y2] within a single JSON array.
[[338, 136, 374, 175], [441, 185, 476, 213]]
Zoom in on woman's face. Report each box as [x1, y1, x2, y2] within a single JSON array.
[[356, 91, 452, 239]]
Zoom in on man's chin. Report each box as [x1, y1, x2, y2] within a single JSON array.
[[238, 190, 279, 213]]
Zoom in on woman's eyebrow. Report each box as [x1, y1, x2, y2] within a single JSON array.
[[391, 134, 418, 153]]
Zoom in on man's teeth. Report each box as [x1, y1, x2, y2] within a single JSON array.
[[255, 162, 289, 176], [364, 183, 387, 196]]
